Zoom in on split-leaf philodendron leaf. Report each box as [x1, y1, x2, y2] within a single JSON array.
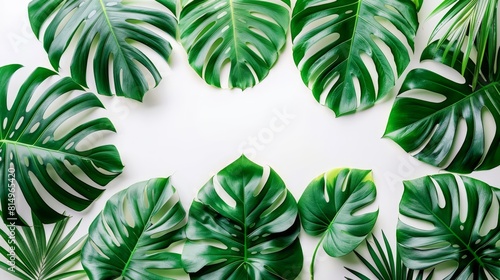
[[0, 65, 123, 225], [179, 0, 291, 89], [28, 0, 177, 101], [82, 178, 186, 280], [291, 0, 418, 116], [398, 174, 500, 279], [384, 41, 500, 173], [298, 168, 378, 279], [182, 156, 303, 279]]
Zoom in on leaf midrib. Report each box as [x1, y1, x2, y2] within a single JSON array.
[[96, 0, 141, 88], [228, 0, 240, 61]]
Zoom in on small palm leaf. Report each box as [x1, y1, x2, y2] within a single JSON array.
[[182, 156, 303, 279], [298, 168, 378, 279], [0, 65, 123, 224], [28, 0, 177, 101], [0, 212, 86, 280], [384, 41, 500, 173], [179, 0, 291, 89], [82, 178, 186, 279], [291, 0, 418, 116], [345, 232, 433, 280], [398, 174, 500, 279], [429, 0, 497, 89]]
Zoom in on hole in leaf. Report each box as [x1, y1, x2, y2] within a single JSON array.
[[398, 89, 447, 103], [253, 165, 270, 197], [213, 175, 236, 208], [261, 189, 287, 218]]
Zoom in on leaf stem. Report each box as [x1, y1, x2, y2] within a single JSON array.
[[310, 234, 326, 280]]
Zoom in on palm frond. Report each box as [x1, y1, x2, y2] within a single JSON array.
[[345, 231, 433, 280], [430, 0, 498, 89], [0, 212, 86, 280]]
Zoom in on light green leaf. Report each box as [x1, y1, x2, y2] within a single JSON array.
[[0, 212, 86, 280], [429, 0, 497, 89], [298, 168, 378, 279], [384, 41, 500, 173], [291, 0, 418, 116], [182, 156, 303, 279], [28, 0, 177, 101], [179, 0, 291, 89], [397, 174, 500, 279], [81, 178, 186, 280], [0, 65, 123, 224]]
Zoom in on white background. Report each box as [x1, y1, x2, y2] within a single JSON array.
[[0, 0, 499, 279]]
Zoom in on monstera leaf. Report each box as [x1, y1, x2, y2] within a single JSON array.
[[81, 178, 186, 280], [384, 42, 500, 173], [298, 168, 378, 279], [28, 0, 177, 101], [398, 174, 500, 279], [429, 0, 497, 88], [179, 0, 291, 89], [0, 212, 86, 280], [0, 65, 123, 224], [345, 232, 433, 280], [182, 156, 303, 279], [291, 0, 418, 116]]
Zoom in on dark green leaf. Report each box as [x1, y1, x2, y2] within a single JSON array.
[[28, 0, 177, 101], [291, 0, 418, 116], [81, 178, 187, 280], [179, 0, 291, 89], [384, 42, 500, 173], [182, 156, 303, 279], [397, 174, 500, 279], [0, 65, 123, 224]]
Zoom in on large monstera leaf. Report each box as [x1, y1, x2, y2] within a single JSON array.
[[384, 42, 500, 173], [28, 0, 177, 101], [182, 156, 303, 279], [298, 168, 378, 279], [179, 0, 291, 89], [82, 178, 187, 280], [0, 65, 123, 224], [398, 174, 500, 279], [291, 0, 418, 116]]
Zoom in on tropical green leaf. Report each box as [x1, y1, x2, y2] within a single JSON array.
[[291, 0, 418, 116], [429, 0, 497, 88], [182, 156, 303, 279], [298, 168, 378, 279], [345, 231, 433, 280], [397, 174, 500, 279], [28, 0, 177, 101], [0, 65, 123, 224], [179, 0, 291, 89], [81, 178, 187, 280], [384, 41, 500, 173], [413, 0, 423, 11], [0, 211, 86, 280]]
